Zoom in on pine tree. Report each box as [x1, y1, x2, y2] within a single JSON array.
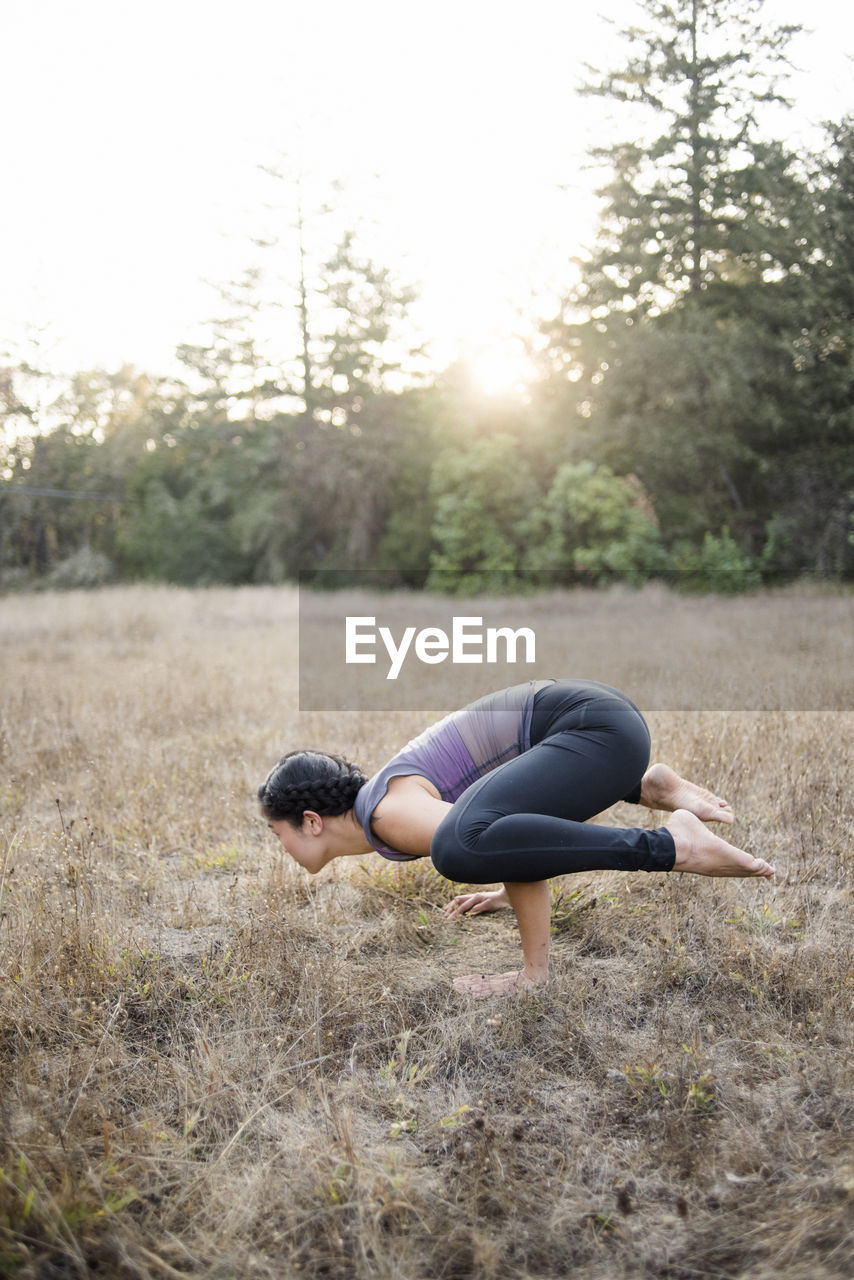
[[314, 229, 422, 420], [576, 0, 801, 321], [175, 265, 279, 427], [540, 0, 811, 556], [762, 116, 854, 575]]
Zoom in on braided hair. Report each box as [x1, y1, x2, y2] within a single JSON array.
[[258, 750, 367, 827]]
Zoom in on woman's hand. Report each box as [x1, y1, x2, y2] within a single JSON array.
[[443, 887, 509, 919], [452, 969, 548, 997]]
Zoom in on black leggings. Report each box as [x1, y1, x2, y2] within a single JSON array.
[[430, 679, 676, 884]]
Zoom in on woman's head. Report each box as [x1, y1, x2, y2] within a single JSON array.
[[258, 750, 366, 828]]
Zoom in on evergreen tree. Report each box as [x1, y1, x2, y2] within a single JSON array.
[[253, 168, 424, 421], [576, 0, 801, 321], [314, 229, 422, 420], [255, 162, 331, 420], [761, 117, 854, 575], [175, 265, 280, 427], [571, 306, 789, 548], [540, 0, 814, 559]]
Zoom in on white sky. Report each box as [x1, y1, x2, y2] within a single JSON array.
[[2, 0, 853, 386]]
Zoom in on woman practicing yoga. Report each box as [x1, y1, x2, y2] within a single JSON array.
[[259, 678, 774, 997]]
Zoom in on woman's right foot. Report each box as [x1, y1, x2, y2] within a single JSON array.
[[666, 809, 775, 878], [641, 762, 734, 824]]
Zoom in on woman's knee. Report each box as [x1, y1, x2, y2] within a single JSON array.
[[602, 700, 651, 777]]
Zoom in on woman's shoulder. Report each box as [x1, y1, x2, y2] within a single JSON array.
[[369, 775, 452, 857], [382, 773, 442, 802]]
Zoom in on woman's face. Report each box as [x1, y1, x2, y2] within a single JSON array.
[[267, 813, 328, 874]]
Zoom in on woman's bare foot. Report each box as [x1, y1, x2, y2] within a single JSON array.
[[640, 762, 734, 824], [453, 970, 547, 998], [666, 809, 774, 878]]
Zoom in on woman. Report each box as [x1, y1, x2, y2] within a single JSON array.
[[259, 678, 774, 997]]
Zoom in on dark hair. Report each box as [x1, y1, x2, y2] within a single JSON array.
[[258, 750, 366, 826]]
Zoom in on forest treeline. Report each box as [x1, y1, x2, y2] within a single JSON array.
[[2, 0, 853, 593]]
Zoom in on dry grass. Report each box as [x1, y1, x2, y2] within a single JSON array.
[[1, 583, 853, 1279]]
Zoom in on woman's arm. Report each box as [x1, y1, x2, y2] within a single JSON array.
[[452, 879, 551, 997], [373, 779, 552, 998], [504, 880, 551, 981]]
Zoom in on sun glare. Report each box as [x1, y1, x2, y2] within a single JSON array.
[[466, 341, 534, 397]]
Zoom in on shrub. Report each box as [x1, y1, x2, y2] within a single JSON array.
[[524, 461, 668, 586], [672, 527, 761, 592], [44, 546, 114, 589], [427, 435, 540, 594]]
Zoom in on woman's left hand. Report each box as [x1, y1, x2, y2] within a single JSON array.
[[443, 887, 509, 918]]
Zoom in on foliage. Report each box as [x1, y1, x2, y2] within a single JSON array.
[[671, 526, 761, 592], [524, 461, 669, 585], [539, 2, 852, 580], [426, 434, 540, 594], [175, 266, 283, 426], [568, 306, 785, 548], [577, 0, 801, 316], [314, 230, 423, 417], [45, 546, 114, 589], [758, 116, 854, 578], [1, 16, 853, 591], [113, 406, 257, 585]]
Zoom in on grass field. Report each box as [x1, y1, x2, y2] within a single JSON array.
[[1, 584, 853, 1279]]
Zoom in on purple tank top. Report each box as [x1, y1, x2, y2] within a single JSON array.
[[353, 680, 555, 861]]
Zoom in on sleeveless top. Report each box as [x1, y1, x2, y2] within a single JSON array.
[[353, 679, 555, 861]]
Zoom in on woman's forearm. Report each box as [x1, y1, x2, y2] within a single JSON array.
[[503, 880, 551, 982]]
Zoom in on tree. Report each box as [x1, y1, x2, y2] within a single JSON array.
[[254, 167, 425, 421], [760, 117, 854, 576], [427, 435, 541, 594], [314, 229, 423, 420], [540, 0, 804, 408], [1, 417, 114, 575], [0, 365, 36, 444], [576, 0, 801, 321], [0, 364, 161, 579], [569, 306, 794, 547], [115, 402, 255, 584], [175, 265, 282, 427], [539, 0, 816, 560], [525, 461, 667, 584]]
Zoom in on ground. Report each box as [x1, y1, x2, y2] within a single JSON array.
[[1, 583, 853, 1279]]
